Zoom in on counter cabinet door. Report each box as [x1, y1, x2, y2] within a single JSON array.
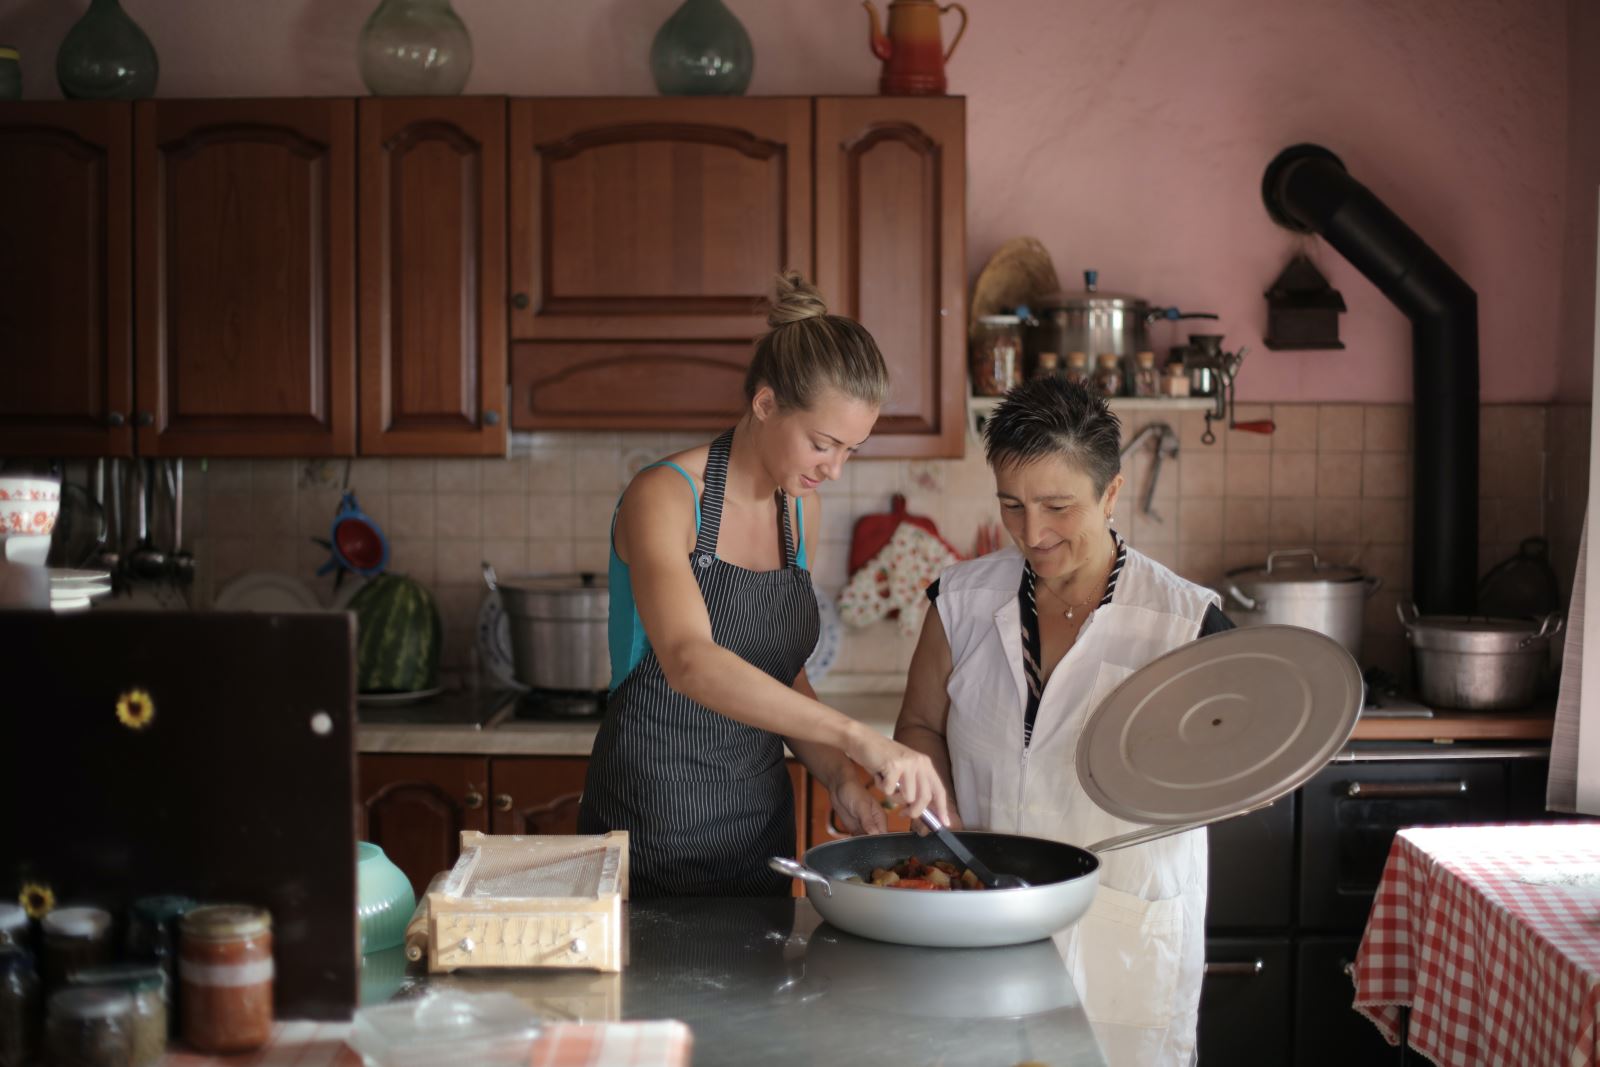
[[1198, 938, 1292, 1066], [357, 754, 490, 899], [488, 756, 590, 836]]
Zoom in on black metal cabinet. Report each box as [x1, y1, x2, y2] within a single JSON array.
[[1198, 938, 1292, 1066], [1298, 759, 1508, 930], [1207, 795, 1295, 929], [1293, 937, 1404, 1067]]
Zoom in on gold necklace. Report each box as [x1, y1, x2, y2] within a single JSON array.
[[1036, 543, 1117, 620]]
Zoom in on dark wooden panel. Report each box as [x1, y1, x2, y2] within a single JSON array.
[[510, 340, 749, 430], [358, 97, 506, 456], [1207, 794, 1295, 930], [814, 97, 965, 459], [1294, 937, 1404, 1066], [358, 754, 489, 900], [509, 98, 811, 340], [1198, 938, 1293, 1066], [0, 610, 357, 1019], [1299, 760, 1507, 931], [135, 99, 356, 456], [0, 102, 134, 456], [488, 756, 588, 836]]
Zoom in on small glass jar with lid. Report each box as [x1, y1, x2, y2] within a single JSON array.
[[1032, 351, 1060, 381], [70, 966, 166, 1067], [1092, 353, 1123, 398], [179, 906, 273, 1054], [1162, 361, 1191, 397], [1062, 351, 1090, 386], [126, 896, 193, 1036], [1132, 350, 1160, 397], [0, 943, 40, 1067], [969, 315, 1023, 396], [46, 986, 133, 1067], [42, 908, 113, 990]]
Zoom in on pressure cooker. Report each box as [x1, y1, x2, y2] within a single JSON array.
[[482, 565, 609, 692], [1025, 270, 1217, 378]]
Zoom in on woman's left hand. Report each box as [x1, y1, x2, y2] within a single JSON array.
[[829, 775, 888, 836]]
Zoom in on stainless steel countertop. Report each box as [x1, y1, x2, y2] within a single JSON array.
[[377, 898, 1107, 1067]]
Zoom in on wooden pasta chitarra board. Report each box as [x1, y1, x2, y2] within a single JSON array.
[[427, 831, 628, 974]]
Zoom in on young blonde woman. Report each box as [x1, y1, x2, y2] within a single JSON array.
[[578, 271, 950, 897]]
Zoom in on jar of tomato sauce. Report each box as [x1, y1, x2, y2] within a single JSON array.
[[177, 906, 272, 1053]]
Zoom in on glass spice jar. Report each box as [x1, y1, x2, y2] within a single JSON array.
[[0, 944, 40, 1067], [125, 896, 193, 1036], [46, 987, 132, 1067], [969, 315, 1023, 396], [179, 906, 272, 1054], [1032, 351, 1060, 381], [1062, 351, 1090, 386], [42, 908, 113, 991], [1163, 362, 1191, 397], [1132, 350, 1160, 398], [1092, 353, 1123, 398], [69, 966, 166, 1067]]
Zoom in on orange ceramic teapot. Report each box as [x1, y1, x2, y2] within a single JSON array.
[[863, 0, 968, 96]]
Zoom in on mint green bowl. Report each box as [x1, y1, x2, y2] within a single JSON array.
[[357, 842, 416, 954]]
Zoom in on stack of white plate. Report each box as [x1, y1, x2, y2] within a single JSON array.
[[48, 568, 113, 612]]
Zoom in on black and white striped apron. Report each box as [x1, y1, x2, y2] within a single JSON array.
[[577, 429, 819, 898]]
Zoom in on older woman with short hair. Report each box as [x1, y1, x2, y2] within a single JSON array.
[[895, 377, 1232, 1067]]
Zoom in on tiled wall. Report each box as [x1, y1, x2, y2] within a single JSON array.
[[129, 402, 1578, 689]]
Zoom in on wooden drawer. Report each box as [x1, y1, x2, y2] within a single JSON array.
[[1198, 938, 1292, 1066], [1293, 937, 1403, 1066]]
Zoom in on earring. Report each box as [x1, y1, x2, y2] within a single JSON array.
[[1106, 514, 1114, 526]]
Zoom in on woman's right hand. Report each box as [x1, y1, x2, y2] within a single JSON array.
[[845, 726, 951, 824]]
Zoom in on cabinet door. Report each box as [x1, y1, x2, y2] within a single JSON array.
[[0, 102, 134, 456], [1198, 938, 1292, 1066], [510, 340, 750, 431], [1206, 794, 1295, 930], [1294, 937, 1404, 1067], [814, 98, 966, 459], [489, 756, 589, 835], [135, 99, 357, 456], [358, 754, 489, 899], [358, 97, 506, 456], [1299, 760, 1507, 931], [508, 98, 811, 343]]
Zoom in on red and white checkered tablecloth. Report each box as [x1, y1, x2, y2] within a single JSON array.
[[1352, 823, 1600, 1067]]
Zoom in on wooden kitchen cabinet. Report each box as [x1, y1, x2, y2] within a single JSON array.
[[1198, 938, 1293, 1066], [814, 97, 967, 459], [488, 756, 589, 836], [135, 99, 358, 456], [358, 754, 489, 899], [0, 102, 135, 457], [358, 97, 506, 456]]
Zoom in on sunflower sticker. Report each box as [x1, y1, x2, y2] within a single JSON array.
[[19, 881, 55, 919], [115, 688, 155, 730]]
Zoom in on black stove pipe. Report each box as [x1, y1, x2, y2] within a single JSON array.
[[1261, 144, 1478, 615]]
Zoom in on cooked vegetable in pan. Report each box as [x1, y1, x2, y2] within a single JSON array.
[[846, 855, 988, 891]]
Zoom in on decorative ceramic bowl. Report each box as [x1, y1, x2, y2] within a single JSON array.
[[357, 841, 416, 954], [0, 477, 60, 538]]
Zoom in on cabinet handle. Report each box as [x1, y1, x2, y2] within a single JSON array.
[[1341, 959, 1356, 977], [107, 411, 126, 428], [495, 793, 514, 812], [134, 411, 154, 428], [464, 791, 483, 810], [1346, 780, 1468, 799], [483, 410, 501, 427], [1204, 959, 1264, 977], [511, 293, 530, 310]]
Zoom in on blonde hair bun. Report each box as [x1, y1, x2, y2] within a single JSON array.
[[767, 269, 829, 327]]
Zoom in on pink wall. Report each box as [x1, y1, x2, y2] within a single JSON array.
[[2, 0, 1574, 401]]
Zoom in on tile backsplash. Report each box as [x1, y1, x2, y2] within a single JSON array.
[[99, 402, 1589, 690]]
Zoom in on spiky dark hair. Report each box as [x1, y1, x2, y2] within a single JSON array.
[[982, 378, 1122, 495]]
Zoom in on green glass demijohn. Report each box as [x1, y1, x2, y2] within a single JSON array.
[[358, 0, 473, 96], [650, 0, 753, 96], [55, 0, 158, 100]]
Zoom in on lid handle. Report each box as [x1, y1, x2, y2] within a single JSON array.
[[1084, 269, 1098, 293], [1264, 548, 1321, 573]]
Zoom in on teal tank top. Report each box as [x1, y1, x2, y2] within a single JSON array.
[[607, 462, 807, 691]]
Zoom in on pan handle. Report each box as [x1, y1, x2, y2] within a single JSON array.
[[1084, 798, 1280, 854], [768, 856, 833, 897]]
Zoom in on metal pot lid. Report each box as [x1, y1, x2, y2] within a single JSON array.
[[1226, 549, 1365, 586], [1404, 612, 1560, 653], [1034, 269, 1149, 312], [496, 572, 607, 594], [1076, 626, 1362, 826]]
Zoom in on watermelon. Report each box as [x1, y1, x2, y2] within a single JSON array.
[[349, 574, 442, 693]]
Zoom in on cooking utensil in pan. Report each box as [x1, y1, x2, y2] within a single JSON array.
[[774, 625, 1362, 947], [918, 809, 1029, 888]]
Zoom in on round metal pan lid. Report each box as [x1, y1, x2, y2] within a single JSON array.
[[1076, 625, 1362, 826]]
